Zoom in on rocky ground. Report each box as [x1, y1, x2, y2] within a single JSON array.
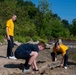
[[0, 44, 76, 75]]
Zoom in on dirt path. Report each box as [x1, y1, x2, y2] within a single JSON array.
[[0, 45, 76, 75]]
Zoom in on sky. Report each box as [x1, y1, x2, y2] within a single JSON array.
[[31, 0, 76, 23]]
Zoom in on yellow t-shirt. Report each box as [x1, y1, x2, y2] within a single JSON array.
[[53, 44, 68, 56], [6, 19, 14, 36]]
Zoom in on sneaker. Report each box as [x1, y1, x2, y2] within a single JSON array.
[[23, 68, 30, 73], [64, 66, 67, 69], [33, 69, 39, 71], [9, 56, 17, 60], [12, 56, 17, 59]]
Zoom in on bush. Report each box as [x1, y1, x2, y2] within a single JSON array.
[[15, 36, 31, 43], [32, 35, 48, 43], [32, 36, 41, 42], [15, 35, 48, 43], [0, 36, 5, 43], [39, 38, 48, 43], [68, 36, 76, 40], [25, 36, 31, 42], [14, 36, 26, 43]]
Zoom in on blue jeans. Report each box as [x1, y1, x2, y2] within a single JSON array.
[[7, 36, 14, 57], [51, 50, 69, 66], [64, 50, 69, 66]]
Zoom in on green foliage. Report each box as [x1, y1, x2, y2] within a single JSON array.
[[32, 36, 41, 42], [38, 0, 50, 13], [15, 36, 31, 43], [0, 36, 5, 43], [62, 19, 69, 28], [14, 36, 26, 43], [0, 0, 76, 43], [39, 29, 45, 38], [32, 35, 48, 43], [25, 36, 31, 42], [68, 36, 76, 40], [39, 38, 48, 43]]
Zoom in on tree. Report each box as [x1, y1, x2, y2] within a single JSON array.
[[62, 19, 69, 28], [0, 0, 75, 42], [50, 19, 70, 38], [71, 18, 76, 35], [38, 0, 50, 13]]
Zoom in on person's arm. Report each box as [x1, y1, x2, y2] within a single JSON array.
[[55, 53, 57, 61], [29, 51, 38, 67], [32, 59, 39, 70], [6, 26, 10, 40], [60, 55, 64, 67], [60, 50, 66, 67], [53, 47, 57, 61]]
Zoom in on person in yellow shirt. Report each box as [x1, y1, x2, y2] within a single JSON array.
[[6, 14, 17, 59], [51, 41, 69, 69]]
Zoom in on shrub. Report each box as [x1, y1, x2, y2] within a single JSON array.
[[32, 36, 41, 42], [0, 36, 5, 43], [39, 38, 48, 43], [32, 35, 48, 43], [15, 36, 31, 43], [25, 36, 31, 42], [14, 36, 26, 43]]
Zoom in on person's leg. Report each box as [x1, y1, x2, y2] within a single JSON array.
[[24, 58, 30, 68], [7, 38, 12, 57], [10, 36, 14, 56], [7, 40, 10, 57], [32, 60, 39, 71], [22, 53, 31, 72], [23, 52, 38, 70], [15, 50, 38, 72], [51, 52, 62, 61], [15, 49, 31, 69], [64, 50, 69, 66], [28, 52, 38, 65]]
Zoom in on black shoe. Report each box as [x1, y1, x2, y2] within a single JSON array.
[[33, 69, 39, 71]]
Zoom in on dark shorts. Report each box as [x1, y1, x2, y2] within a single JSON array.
[[15, 48, 31, 59]]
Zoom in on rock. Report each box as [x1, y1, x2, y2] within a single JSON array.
[[48, 61, 61, 69], [46, 44, 53, 49], [14, 41, 22, 46], [26, 40, 39, 44], [0, 42, 2, 45], [58, 39, 62, 44]]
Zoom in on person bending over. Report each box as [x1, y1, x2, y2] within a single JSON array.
[[51, 41, 69, 69], [15, 41, 46, 73]]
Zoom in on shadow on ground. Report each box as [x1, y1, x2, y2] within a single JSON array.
[[0, 56, 6, 58], [68, 61, 76, 66], [4, 63, 24, 70]]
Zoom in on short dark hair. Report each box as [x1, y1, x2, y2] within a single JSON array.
[[54, 41, 59, 47], [38, 41, 46, 48]]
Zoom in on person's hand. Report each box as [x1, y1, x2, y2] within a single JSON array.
[[55, 58, 57, 61], [60, 63, 63, 67], [7, 36, 10, 40]]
